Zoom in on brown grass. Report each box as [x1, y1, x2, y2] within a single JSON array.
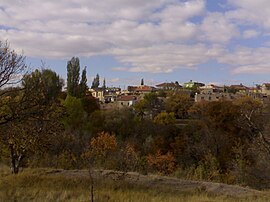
[[0, 166, 269, 202]]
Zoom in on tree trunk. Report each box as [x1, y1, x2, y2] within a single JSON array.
[[9, 143, 23, 174]]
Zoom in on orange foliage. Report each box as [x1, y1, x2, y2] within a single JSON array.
[[147, 150, 176, 174], [90, 131, 117, 157]]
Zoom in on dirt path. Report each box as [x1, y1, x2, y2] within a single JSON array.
[[42, 169, 261, 198]]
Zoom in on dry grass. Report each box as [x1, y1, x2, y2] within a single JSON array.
[[0, 166, 269, 202]]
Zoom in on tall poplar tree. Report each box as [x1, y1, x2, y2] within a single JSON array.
[[79, 66, 88, 97], [102, 78, 106, 89], [91, 74, 100, 88], [67, 57, 80, 97]]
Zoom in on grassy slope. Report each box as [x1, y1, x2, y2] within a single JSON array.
[[0, 167, 269, 202]]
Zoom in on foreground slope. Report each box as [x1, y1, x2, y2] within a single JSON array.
[[0, 168, 268, 202]]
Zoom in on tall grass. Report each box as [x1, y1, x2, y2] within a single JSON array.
[[0, 167, 269, 202]]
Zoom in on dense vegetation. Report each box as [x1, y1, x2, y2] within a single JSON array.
[[1, 41, 270, 193]]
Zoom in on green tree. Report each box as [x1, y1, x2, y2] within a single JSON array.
[[67, 57, 80, 97], [102, 78, 106, 89], [23, 69, 64, 102], [79, 66, 88, 97], [91, 74, 100, 88], [63, 95, 87, 131], [141, 78, 144, 86]]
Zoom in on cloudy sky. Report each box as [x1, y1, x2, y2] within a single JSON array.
[[1, 0, 270, 87]]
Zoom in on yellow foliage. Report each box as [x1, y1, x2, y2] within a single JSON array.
[[122, 143, 139, 170], [154, 112, 176, 125]]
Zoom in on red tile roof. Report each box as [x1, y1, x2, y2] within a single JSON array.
[[117, 95, 137, 101], [128, 85, 154, 92]]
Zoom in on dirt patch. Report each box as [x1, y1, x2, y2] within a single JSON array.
[[42, 169, 261, 198]]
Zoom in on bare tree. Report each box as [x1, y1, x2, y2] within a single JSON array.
[[0, 41, 27, 125], [0, 41, 27, 90]]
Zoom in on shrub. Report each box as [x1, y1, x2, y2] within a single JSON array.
[[147, 150, 176, 174], [90, 132, 117, 158]]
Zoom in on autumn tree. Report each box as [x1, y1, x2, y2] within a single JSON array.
[[147, 150, 176, 174], [187, 99, 264, 173], [233, 97, 264, 140], [133, 99, 147, 120], [0, 69, 64, 173], [165, 91, 192, 119], [83, 131, 118, 168], [134, 92, 163, 120], [154, 112, 176, 125]]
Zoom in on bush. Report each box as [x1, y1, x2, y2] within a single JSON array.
[[147, 150, 176, 174]]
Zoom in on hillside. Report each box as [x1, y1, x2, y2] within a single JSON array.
[[0, 168, 267, 202]]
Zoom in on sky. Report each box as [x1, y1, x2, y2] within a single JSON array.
[[1, 0, 270, 88]]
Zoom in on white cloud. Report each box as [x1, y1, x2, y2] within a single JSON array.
[[242, 29, 260, 39], [200, 12, 240, 44], [112, 43, 222, 73], [1, 0, 270, 75], [112, 67, 129, 71], [227, 0, 270, 30], [217, 46, 270, 74], [152, 0, 205, 22], [232, 64, 270, 74], [0, 0, 210, 73]]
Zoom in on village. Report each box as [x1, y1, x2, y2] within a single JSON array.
[[90, 79, 270, 110]]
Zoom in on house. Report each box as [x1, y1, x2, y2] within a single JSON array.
[[116, 95, 137, 108], [248, 86, 261, 94], [104, 87, 121, 103], [195, 92, 236, 102], [228, 84, 248, 93], [156, 82, 182, 90], [90, 87, 122, 103], [183, 80, 205, 89], [262, 83, 270, 95], [127, 85, 155, 94], [199, 84, 224, 94], [89, 88, 105, 102]]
